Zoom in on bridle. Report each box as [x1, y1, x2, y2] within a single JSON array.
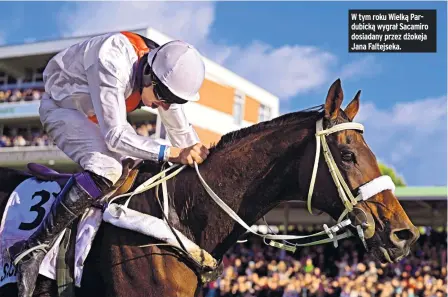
[[109, 116, 396, 254], [305, 118, 395, 250]]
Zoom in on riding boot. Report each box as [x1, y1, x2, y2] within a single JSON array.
[[8, 171, 112, 297]]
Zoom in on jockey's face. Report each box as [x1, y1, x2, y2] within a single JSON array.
[[141, 85, 171, 111]]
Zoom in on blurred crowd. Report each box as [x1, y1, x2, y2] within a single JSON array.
[[0, 121, 156, 148], [0, 88, 43, 103], [0, 87, 158, 147], [202, 229, 447, 297], [131, 121, 157, 137], [0, 133, 51, 148]]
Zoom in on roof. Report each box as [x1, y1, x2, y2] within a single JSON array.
[[395, 186, 447, 200], [0, 27, 279, 117]]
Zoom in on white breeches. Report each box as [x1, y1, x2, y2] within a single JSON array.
[[39, 97, 123, 185]]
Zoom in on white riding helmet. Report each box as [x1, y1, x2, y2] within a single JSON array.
[[146, 40, 205, 102]]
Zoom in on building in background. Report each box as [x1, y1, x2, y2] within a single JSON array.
[[0, 27, 279, 172]]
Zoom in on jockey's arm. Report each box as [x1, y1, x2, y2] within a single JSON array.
[[85, 35, 170, 162], [157, 104, 200, 148]]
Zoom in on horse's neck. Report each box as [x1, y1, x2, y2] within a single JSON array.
[[170, 122, 315, 261]]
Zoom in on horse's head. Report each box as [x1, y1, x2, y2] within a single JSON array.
[[297, 79, 419, 264]]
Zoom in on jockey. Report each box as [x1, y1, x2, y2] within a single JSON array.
[[8, 31, 210, 296]]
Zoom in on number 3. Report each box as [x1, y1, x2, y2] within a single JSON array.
[[18, 190, 58, 231]]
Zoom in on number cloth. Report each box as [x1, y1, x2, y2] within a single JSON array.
[[0, 178, 101, 287]]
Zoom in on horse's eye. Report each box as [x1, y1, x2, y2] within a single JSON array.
[[341, 151, 355, 162]]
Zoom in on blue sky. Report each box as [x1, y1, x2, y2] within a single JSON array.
[[0, 1, 446, 186]]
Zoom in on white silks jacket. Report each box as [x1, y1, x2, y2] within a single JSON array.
[[42, 32, 200, 163]]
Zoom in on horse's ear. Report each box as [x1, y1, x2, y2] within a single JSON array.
[[344, 90, 361, 121], [324, 78, 344, 120]]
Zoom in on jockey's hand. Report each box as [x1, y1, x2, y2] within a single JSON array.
[[168, 143, 209, 166]]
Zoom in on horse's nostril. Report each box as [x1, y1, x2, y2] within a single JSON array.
[[391, 227, 419, 249], [394, 229, 414, 241]]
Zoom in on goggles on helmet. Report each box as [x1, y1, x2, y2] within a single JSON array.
[[151, 75, 188, 105]]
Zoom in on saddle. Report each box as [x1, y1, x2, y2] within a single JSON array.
[[26, 159, 141, 200], [27, 163, 72, 184]]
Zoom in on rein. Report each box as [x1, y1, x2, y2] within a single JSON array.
[[108, 117, 395, 254]]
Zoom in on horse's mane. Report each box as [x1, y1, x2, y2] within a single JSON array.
[[209, 104, 325, 152], [137, 104, 324, 175]]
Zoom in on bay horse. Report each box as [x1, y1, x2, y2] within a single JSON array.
[[0, 79, 419, 297]]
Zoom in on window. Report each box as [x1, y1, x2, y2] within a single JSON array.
[[0, 72, 7, 86], [258, 104, 271, 122], [33, 67, 45, 82], [6, 76, 16, 85], [23, 68, 33, 83], [233, 90, 245, 125], [33, 71, 43, 82]]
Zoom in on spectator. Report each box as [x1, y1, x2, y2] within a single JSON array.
[[0, 135, 10, 147], [23, 89, 34, 101], [0, 88, 43, 104], [0, 91, 7, 103], [8, 89, 22, 102], [13, 135, 27, 146], [32, 90, 41, 100]]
